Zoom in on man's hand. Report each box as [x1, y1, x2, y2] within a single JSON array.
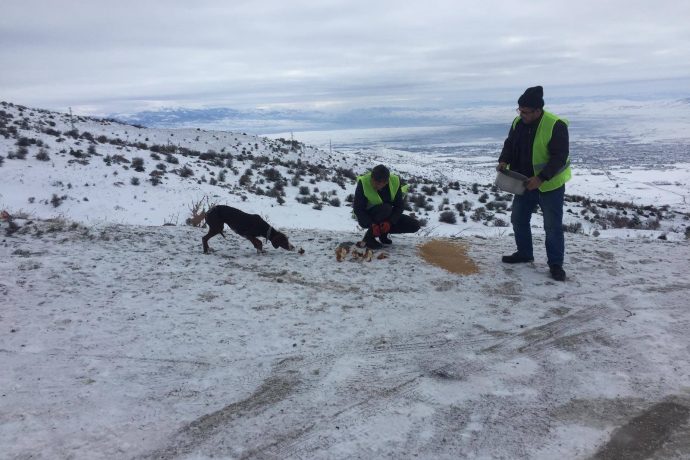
[[525, 176, 543, 191], [496, 162, 508, 172], [379, 221, 391, 234], [371, 223, 382, 237]]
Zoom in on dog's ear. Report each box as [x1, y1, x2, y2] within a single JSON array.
[[271, 236, 281, 248]]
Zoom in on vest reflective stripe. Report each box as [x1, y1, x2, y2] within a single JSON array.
[[533, 160, 571, 175], [511, 110, 571, 192], [357, 172, 400, 208]]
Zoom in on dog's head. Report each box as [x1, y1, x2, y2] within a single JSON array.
[[269, 229, 294, 251]]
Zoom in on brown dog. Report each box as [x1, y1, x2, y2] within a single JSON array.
[[202, 205, 294, 254]]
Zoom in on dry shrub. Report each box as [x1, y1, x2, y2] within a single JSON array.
[[186, 196, 214, 227]]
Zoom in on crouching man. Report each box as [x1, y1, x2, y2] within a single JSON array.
[[353, 164, 420, 249]]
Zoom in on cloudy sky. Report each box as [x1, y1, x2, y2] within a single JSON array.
[[1, 0, 689, 115]]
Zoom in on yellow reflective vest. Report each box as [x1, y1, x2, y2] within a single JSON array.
[[357, 172, 401, 208], [511, 110, 571, 192]]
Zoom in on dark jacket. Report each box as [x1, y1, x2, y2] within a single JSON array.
[[353, 181, 404, 228], [498, 114, 569, 182]]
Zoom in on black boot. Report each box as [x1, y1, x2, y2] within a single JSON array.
[[363, 229, 383, 249], [549, 264, 566, 281], [501, 252, 534, 264], [379, 234, 392, 245]]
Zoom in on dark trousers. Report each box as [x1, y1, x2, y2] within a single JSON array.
[[511, 185, 565, 266], [360, 204, 421, 234]]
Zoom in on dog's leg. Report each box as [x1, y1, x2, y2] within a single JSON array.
[[203, 228, 221, 254], [249, 237, 264, 254]]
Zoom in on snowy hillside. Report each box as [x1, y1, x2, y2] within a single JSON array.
[[2, 101, 690, 459], [1, 101, 688, 240]]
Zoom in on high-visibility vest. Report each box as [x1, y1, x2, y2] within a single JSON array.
[[512, 110, 571, 192], [357, 172, 401, 208]]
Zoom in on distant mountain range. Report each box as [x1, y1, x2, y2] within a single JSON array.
[[112, 94, 690, 136], [112, 106, 492, 134]]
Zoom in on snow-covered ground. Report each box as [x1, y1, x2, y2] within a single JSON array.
[[1, 101, 690, 459], [2, 220, 689, 459]]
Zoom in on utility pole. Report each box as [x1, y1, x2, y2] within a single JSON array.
[[68, 107, 75, 131], [329, 139, 332, 155], [290, 131, 294, 151]]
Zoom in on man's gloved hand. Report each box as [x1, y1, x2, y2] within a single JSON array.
[[371, 223, 382, 237], [379, 221, 391, 234], [525, 176, 543, 191]]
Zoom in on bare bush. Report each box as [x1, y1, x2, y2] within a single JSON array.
[[262, 167, 283, 182], [35, 149, 50, 161], [16, 137, 33, 147], [50, 194, 67, 208], [239, 174, 251, 186], [563, 222, 583, 233], [186, 196, 212, 227], [421, 185, 437, 196], [14, 147, 29, 159], [149, 170, 163, 186], [471, 207, 487, 222], [178, 165, 194, 178], [132, 157, 145, 172], [439, 211, 457, 224]]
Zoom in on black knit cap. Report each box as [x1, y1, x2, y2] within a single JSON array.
[[518, 85, 544, 109]]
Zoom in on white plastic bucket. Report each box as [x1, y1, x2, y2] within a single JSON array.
[[495, 169, 528, 195]]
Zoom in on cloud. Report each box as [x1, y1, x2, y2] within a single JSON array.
[[1, 0, 689, 114]]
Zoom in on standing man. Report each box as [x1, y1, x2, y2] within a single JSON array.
[[353, 164, 420, 249], [497, 86, 571, 281]]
